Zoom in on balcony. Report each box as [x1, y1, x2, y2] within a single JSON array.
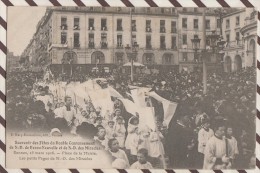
[[89, 42, 95, 48], [101, 26, 107, 31], [117, 43, 123, 49], [117, 26, 123, 31], [160, 27, 166, 33], [100, 42, 108, 49], [89, 26, 95, 31], [60, 25, 68, 30], [171, 28, 177, 33], [73, 25, 80, 30], [146, 27, 152, 32], [225, 40, 244, 49]]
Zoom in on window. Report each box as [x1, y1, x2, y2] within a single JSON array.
[[116, 53, 124, 64], [61, 32, 67, 44], [182, 34, 187, 45], [101, 18, 107, 30], [206, 20, 210, 29], [160, 35, 166, 49], [146, 7, 151, 13], [194, 8, 198, 12], [226, 34, 230, 42], [171, 8, 175, 14], [74, 33, 80, 48], [183, 8, 187, 12], [146, 35, 152, 49], [206, 39, 210, 46], [132, 20, 136, 31], [160, 20, 165, 33], [101, 33, 107, 48], [236, 16, 240, 26], [117, 19, 122, 31], [146, 20, 151, 32], [117, 34, 123, 48], [171, 21, 177, 33], [217, 19, 221, 28], [182, 18, 187, 28], [236, 32, 240, 41], [132, 34, 136, 45], [194, 19, 198, 29], [61, 17, 67, 30], [74, 18, 79, 30], [89, 18, 94, 30], [183, 52, 188, 61], [161, 8, 165, 14], [171, 36, 177, 49], [226, 19, 230, 29], [89, 33, 94, 48]]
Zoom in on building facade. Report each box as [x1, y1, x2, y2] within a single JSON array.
[[21, 7, 257, 73], [222, 8, 257, 72]]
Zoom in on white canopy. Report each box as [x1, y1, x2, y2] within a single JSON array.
[[123, 62, 145, 67]]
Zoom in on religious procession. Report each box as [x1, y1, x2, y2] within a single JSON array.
[[6, 66, 256, 169]]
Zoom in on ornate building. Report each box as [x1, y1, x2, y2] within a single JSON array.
[[222, 8, 257, 72]]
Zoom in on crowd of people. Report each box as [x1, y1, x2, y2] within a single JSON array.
[[6, 66, 256, 169]]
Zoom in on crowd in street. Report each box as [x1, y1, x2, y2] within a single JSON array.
[[6, 66, 256, 169]]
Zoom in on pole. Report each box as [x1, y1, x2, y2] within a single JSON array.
[[202, 8, 207, 95], [130, 8, 134, 82]]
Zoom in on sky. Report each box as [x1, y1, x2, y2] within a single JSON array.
[[7, 7, 46, 56]]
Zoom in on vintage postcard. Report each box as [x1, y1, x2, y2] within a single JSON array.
[[6, 7, 256, 169]]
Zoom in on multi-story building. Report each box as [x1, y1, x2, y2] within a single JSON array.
[[222, 8, 257, 72], [21, 7, 257, 73]]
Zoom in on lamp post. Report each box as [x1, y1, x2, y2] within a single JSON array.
[[191, 31, 224, 94], [191, 35, 201, 63], [125, 43, 139, 82]]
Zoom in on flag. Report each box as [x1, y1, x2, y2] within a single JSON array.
[[148, 91, 178, 127]]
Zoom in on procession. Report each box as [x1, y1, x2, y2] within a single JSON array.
[[6, 65, 256, 169]]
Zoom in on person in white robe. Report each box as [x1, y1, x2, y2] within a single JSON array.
[[105, 120, 115, 139], [130, 148, 153, 169], [198, 121, 214, 154], [108, 138, 130, 168], [125, 116, 139, 150], [203, 123, 232, 169], [113, 116, 126, 148], [226, 127, 239, 163], [60, 96, 76, 127]]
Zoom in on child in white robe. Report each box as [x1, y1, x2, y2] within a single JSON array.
[[130, 148, 153, 169], [125, 116, 139, 150], [108, 138, 130, 168], [105, 120, 115, 139], [114, 116, 126, 148]]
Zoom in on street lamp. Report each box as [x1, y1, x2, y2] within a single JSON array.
[[125, 42, 139, 82], [191, 35, 201, 62]]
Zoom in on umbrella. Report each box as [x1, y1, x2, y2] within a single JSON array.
[[123, 62, 144, 67]]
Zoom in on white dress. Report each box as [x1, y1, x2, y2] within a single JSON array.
[[114, 123, 126, 148], [203, 135, 232, 169], [125, 123, 138, 149], [149, 131, 164, 158], [198, 128, 214, 154], [109, 149, 130, 168]]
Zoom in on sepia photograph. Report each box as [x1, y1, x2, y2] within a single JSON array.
[[6, 7, 257, 169]]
